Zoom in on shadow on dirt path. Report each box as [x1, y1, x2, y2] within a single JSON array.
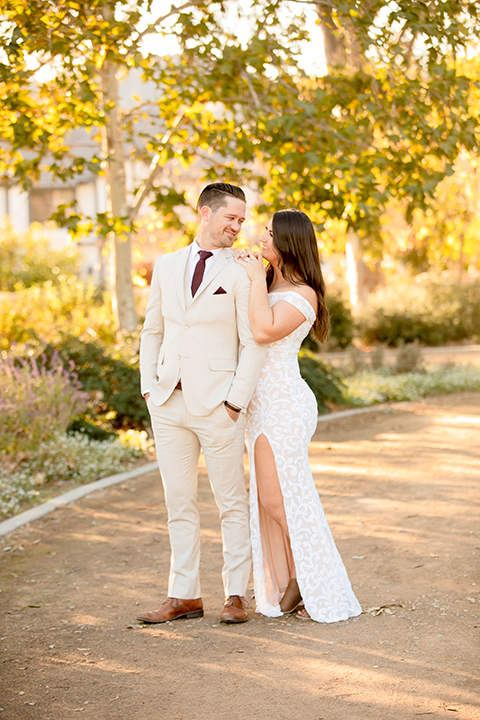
[[1, 392, 479, 720]]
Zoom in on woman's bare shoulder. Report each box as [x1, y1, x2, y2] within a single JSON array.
[[284, 284, 317, 311], [270, 283, 317, 313]]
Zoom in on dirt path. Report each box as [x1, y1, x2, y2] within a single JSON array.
[[1, 392, 479, 720]]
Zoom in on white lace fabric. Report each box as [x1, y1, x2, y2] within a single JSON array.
[[246, 291, 362, 622]]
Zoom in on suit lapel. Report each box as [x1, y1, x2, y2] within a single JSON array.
[[174, 245, 191, 312], [189, 248, 230, 305]]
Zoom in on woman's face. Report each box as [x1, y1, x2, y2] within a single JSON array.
[[260, 219, 278, 265]]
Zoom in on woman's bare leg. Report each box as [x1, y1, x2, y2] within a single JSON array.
[[253, 435, 302, 609], [254, 434, 289, 537]]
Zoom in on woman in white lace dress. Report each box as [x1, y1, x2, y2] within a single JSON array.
[[235, 209, 361, 623]]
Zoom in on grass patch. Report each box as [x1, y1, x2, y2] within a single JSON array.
[[0, 430, 153, 518], [342, 365, 480, 406]]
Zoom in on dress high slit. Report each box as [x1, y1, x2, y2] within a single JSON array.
[[246, 291, 362, 622], [254, 433, 295, 605]]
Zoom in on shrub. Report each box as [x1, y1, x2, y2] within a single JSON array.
[[346, 345, 369, 375], [298, 351, 345, 413], [394, 341, 424, 374], [0, 353, 88, 453], [67, 418, 116, 440], [357, 277, 480, 347], [300, 331, 319, 352], [301, 290, 354, 352], [326, 291, 354, 349], [0, 223, 81, 291], [370, 344, 385, 370], [43, 335, 149, 431], [0, 277, 117, 351], [30, 430, 150, 484]]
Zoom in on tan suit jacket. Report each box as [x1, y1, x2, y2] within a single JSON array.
[[140, 245, 267, 416]]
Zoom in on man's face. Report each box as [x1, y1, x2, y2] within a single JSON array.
[[203, 196, 246, 249]]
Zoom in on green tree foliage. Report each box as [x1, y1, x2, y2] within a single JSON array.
[[1, 0, 479, 327], [250, 2, 480, 246], [390, 150, 480, 277], [0, 0, 309, 327]]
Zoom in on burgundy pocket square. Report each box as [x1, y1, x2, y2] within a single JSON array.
[[213, 287, 227, 295]]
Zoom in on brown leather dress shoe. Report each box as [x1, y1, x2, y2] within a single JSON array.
[[219, 595, 248, 624], [137, 597, 203, 624]]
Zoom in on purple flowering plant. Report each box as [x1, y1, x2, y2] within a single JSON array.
[[0, 351, 88, 453]]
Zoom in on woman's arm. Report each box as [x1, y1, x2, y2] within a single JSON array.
[[234, 251, 315, 344]]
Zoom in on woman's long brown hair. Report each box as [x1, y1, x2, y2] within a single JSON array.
[[266, 209, 330, 342]]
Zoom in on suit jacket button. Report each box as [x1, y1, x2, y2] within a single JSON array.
[[177, 355, 181, 360]]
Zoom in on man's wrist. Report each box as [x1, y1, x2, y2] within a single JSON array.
[[224, 400, 241, 413]]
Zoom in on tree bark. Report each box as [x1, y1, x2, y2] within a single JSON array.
[[316, 2, 369, 308], [315, 2, 365, 71], [315, 2, 348, 68], [469, 242, 480, 277], [345, 229, 369, 310], [99, 53, 137, 331], [458, 231, 464, 285]]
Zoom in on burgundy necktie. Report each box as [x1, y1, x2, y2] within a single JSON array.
[[191, 250, 213, 297]]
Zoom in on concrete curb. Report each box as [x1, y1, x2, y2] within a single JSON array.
[[0, 402, 406, 538], [316, 402, 403, 422]]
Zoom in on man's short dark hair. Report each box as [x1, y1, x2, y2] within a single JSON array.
[[196, 183, 246, 213]]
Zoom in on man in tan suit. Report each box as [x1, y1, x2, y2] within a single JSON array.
[[137, 183, 267, 624]]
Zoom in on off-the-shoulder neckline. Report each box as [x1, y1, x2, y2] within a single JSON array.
[[268, 289, 317, 316]]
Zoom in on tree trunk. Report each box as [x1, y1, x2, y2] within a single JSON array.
[[315, 2, 365, 71], [315, 3, 348, 68], [458, 231, 464, 285], [316, 2, 372, 309], [469, 242, 480, 276], [345, 229, 368, 311], [97, 237, 109, 293], [99, 55, 137, 331]]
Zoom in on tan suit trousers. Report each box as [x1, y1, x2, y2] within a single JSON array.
[[148, 389, 251, 599]]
